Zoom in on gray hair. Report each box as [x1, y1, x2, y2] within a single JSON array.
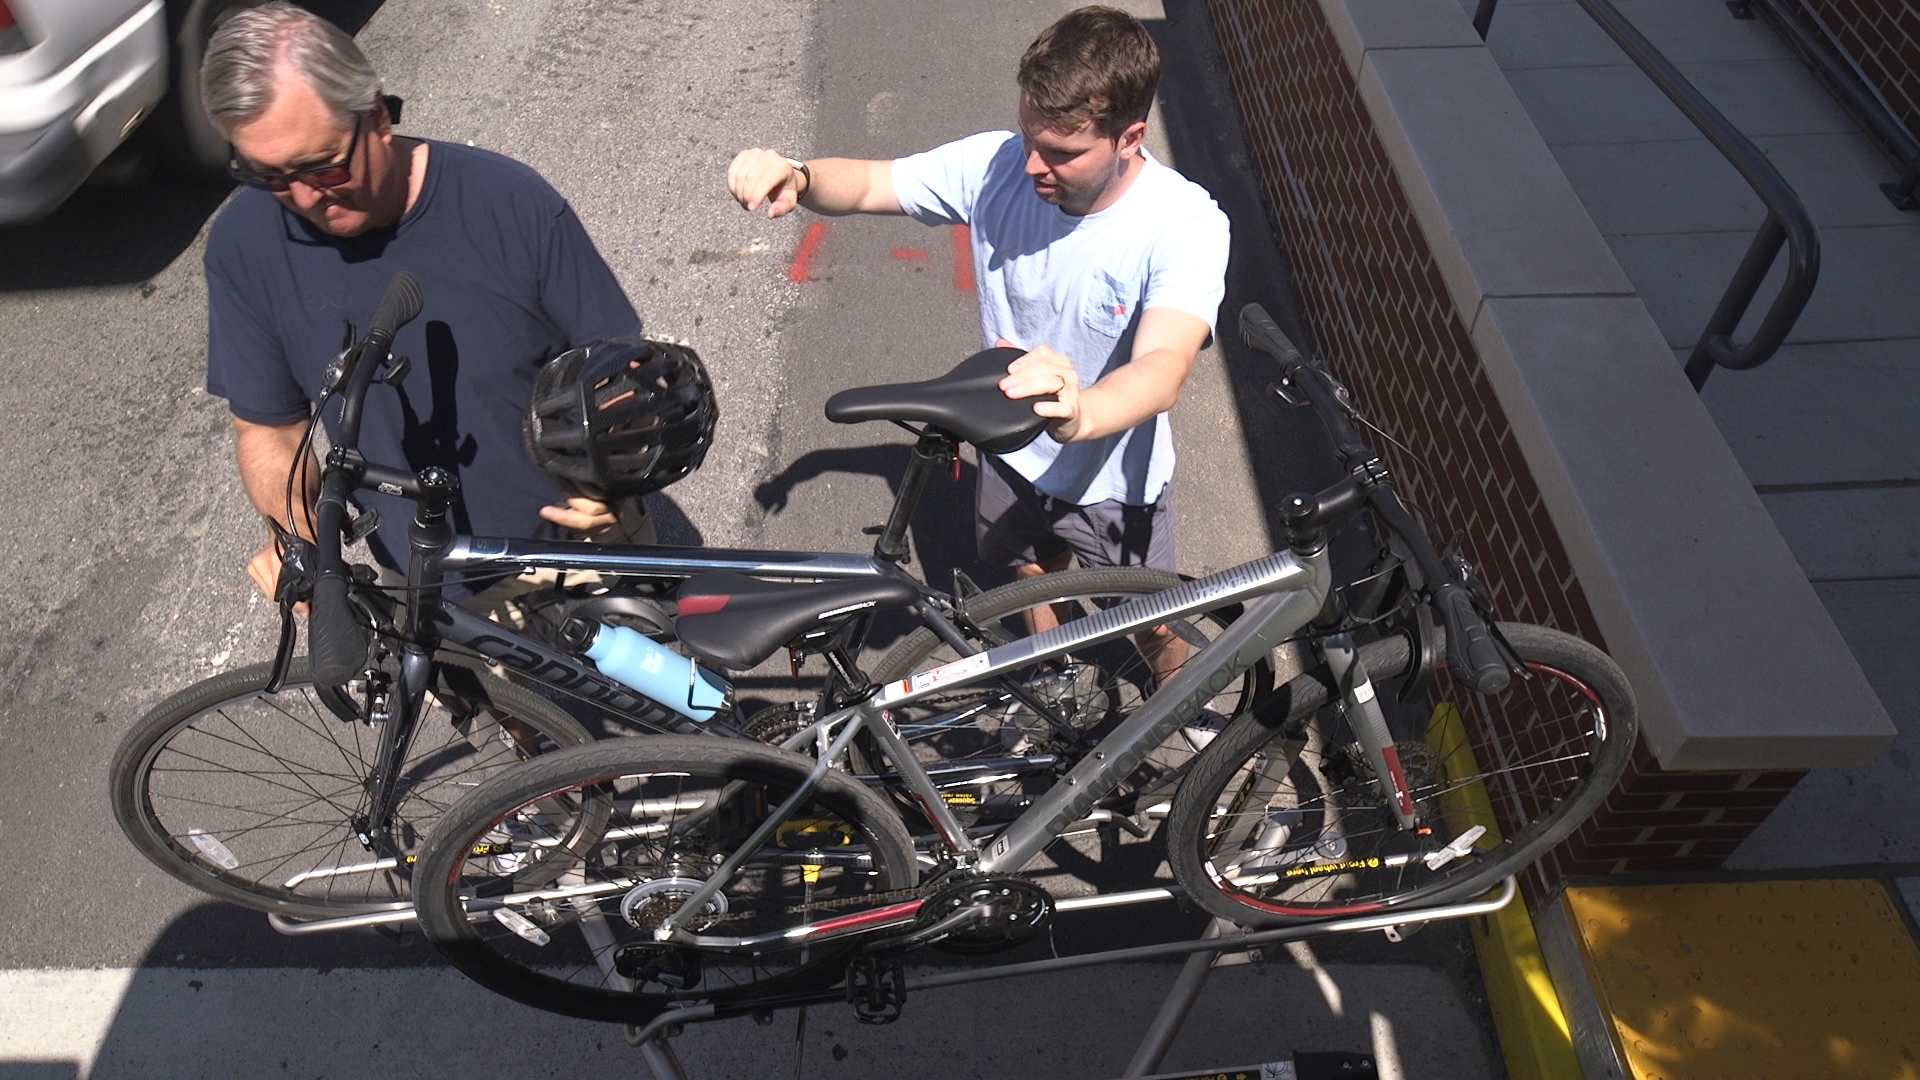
[[200, 1, 382, 136]]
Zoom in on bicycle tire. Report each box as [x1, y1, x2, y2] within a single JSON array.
[[413, 737, 918, 1023], [111, 655, 592, 920], [864, 567, 1274, 828], [1166, 622, 1636, 926]]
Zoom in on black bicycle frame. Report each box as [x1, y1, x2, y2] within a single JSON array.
[[335, 427, 1029, 837]]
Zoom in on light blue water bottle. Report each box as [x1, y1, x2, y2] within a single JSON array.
[[561, 618, 728, 723]]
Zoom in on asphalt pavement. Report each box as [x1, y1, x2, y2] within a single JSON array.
[[0, 1, 1505, 1076]]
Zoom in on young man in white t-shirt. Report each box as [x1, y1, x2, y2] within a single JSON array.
[[727, 5, 1229, 680]]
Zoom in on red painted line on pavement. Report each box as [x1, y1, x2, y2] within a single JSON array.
[[951, 224, 976, 293], [891, 248, 930, 261], [788, 221, 828, 283]]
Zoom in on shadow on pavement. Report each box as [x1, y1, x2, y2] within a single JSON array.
[[1146, 2, 1350, 553], [0, 169, 235, 292], [643, 491, 705, 547], [66, 901, 627, 1080], [132, 901, 442, 970], [755, 443, 1006, 598]]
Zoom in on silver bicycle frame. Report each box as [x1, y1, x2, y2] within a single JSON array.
[[655, 547, 1333, 942]]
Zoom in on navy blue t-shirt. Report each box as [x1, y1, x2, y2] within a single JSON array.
[[205, 140, 641, 576]]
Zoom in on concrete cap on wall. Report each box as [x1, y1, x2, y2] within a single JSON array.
[[1315, 0, 1894, 769]]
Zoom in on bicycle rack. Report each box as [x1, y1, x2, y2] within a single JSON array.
[[262, 869, 1514, 1078], [616, 877, 1516, 1080]]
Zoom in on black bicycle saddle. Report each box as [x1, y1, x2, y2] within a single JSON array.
[[674, 571, 921, 671], [824, 347, 1057, 454]]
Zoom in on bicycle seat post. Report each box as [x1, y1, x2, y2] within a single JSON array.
[[871, 429, 955, 566]]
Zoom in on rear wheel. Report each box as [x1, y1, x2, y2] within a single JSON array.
[[1165, 623, 1635, 926], [865, 567, 1273, 830], [111, 656, 591, 919], [413, 738, 918, 1023]]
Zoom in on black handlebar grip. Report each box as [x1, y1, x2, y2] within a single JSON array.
[[309, 573, 369, 687], [366, 272, 424, 350], [1240, 303, 1303, 365], [1436, 585, 1510, 695]]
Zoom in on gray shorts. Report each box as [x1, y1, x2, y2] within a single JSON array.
[[975, 454, 1176, 572]]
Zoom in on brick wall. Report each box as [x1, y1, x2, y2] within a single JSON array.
[[1562, 755, 1806, 872], [1783, 0, 1920, 145], [1204, 0, 1807, 900]]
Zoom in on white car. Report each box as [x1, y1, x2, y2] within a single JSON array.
[[0, 0, 260, 224]]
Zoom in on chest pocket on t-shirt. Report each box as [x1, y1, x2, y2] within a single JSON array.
[[1081, 272, 1138, 340]]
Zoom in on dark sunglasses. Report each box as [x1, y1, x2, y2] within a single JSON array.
[[228, 111, 366, 193]]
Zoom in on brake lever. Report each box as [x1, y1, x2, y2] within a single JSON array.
[[1267, 379, 1310, 409], [266, 599, 299, 693], [1487, 619, 1529, 681], [266, 535, 317, 693], [1444, 550, 1497, 612]]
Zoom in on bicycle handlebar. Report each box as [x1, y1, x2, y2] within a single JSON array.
[[1239, 303, 1510, 694], [332, 273, 422, 451], [311, 273, 423, 686]]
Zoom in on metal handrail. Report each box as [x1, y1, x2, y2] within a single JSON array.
[[1735, 0, 1920, 209], [1475, 0, 1820, 391]]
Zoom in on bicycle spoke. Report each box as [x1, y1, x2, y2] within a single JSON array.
[[116, 662, 588, 916]]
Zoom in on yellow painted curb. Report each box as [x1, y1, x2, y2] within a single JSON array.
[[1429, 702, 1582, 1080]]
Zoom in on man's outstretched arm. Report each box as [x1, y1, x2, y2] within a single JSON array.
[[728, 149, 904, 218]]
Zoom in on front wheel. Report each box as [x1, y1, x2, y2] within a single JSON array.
[[1166, 622, 1635, 926], [413, 738, 919, 1024], [111, 656, 591, 919]]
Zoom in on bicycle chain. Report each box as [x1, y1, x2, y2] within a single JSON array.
[[604, 881, 939, 932], [675, 881, 941, 926], [781, 881, 938, 916]]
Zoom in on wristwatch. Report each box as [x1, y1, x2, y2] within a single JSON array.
[[784, 156, 812, 195]]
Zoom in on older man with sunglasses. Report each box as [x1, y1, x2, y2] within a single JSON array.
[[201, 2, 643, 603]]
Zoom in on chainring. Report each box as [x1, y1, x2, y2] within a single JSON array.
[[915, 876, 1053, 955]]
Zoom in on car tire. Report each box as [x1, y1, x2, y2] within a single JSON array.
[[153, 0, 266, 174]]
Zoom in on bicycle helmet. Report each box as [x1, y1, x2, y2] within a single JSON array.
[[525, 337, 719, 499]]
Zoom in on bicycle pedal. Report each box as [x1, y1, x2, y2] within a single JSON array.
[[847, 955, 906, 1025]]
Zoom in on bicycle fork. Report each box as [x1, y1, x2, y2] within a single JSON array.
[[1217, 633, 1417, 880], [1321, 633, 1418, 832], [355, 644, 432, 850]]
